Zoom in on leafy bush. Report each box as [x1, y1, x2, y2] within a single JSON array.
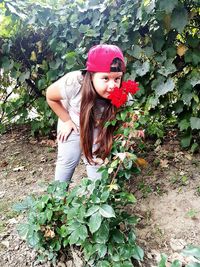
[[0, 0, 199, 146], [13, 105, 145, 266]]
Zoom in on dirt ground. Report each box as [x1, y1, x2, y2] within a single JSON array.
[[0, 126, 200, 267]]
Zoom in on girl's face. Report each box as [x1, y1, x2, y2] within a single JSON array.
[[91, 72, 123, 99]]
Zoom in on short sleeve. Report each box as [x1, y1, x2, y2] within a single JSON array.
[[59, 71, 83, 101]]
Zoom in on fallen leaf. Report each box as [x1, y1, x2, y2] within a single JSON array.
[[160, 159, 169, 168], [185, 154, 192, 160], [29, 139, 38, 144], [135, 158, 148, 167], [39, 139, 56, 147], [44, 228, 55, 238], [177, 44, 188, 57], [0, 161, 8, 167]]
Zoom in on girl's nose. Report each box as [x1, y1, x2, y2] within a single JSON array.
[[108, 80, 116, 91]]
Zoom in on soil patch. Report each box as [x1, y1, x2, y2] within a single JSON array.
[[0, 127, 200, 266]]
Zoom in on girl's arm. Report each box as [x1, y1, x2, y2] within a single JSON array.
[[46, 79, 70, 123], [46, 78, 78, 141]]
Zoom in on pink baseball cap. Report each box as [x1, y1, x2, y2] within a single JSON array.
[[86, 44, 125, 72]]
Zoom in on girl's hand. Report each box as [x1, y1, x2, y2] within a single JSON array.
[[57, 120, 79, 142]]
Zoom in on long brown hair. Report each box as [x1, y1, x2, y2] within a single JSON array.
[[80, 58, 124, 163]]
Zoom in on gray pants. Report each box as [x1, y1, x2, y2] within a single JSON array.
[[55, 131, 102, 182]]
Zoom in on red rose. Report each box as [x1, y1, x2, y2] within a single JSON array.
[[121, 80, 140, 94], [108, 80, 140, 108], [108, 87, 128, 108]]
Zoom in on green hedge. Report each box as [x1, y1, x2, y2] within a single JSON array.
[[0, 0, 199, 147]]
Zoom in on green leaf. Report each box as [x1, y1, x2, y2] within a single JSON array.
[[95, 243, 107, 258], [128, 45, 142, 59], [124, 128, 130, 136], [191, 143, 199, 153], [182, 245, 200, 259], [174, 101, 184, 114], [178, 119, 190, 131], [112, 229, 125, 243], [126, 215, 139, 225], [171, 6, 188, 32], [132, 245, 144, 261], [46, 209, 53, 221], [17, 223, 30, 239], [49, 59, 62, 70], [63, 238, 69, 247], [99, 204, 115, 218], [184, 50, 193, 64], [38, 78, 47, 89], [157, 59, 176, 77], [100, 191, 110, 202], [60, 225, 69, 238], [2, 56, 14, 71], [85, 205, 100, 217], [189, 76, 200, 87], [143, 0, 155, 14], [78, 225, 88, 241], [118, 192, 137, 203], [155, 78, 175, 97], [192, 50, 200, 66], [152, 30, 165, 52], [69, 229, 80, 245], [128, 230, 136, 244], [18, 71, 30, 83], [94, 222, 109, 243], [136, 61, 150, 77], [146, 95, 159, 109], [181, 92, 193, 105], [111, 159, 119, 168], [186, 263, 200, 267], [97, 261, 111, 267], [181, 134, 192, 148], [124, 262, 134, 267], [79, 24, 89, 33], [190, 117, 200, 130], [47, 69, 58, 82], [144, 45, 155, 57], [159, 0, 178, 13], [159, 253, 167, 267], [13, 196, 35, 212], [171, 260, 181, 267], [62, 51, 77, 67], [88, 212, 102, 233], [120, 110, 127, 121], [28, 231, 40, 247]]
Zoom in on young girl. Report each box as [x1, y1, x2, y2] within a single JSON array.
[[46, 44, 126, 182]]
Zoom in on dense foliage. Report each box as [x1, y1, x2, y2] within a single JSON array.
[[0, 0, 200, 147], [14, 105, 145, 266]]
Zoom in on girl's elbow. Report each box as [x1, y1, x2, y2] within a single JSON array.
[[46, 87, 51, 103]]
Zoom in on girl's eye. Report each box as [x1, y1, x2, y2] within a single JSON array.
[[115, 77, 121, 82]]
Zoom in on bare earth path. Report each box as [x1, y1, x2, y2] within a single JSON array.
[[0, 127, 200, 266]]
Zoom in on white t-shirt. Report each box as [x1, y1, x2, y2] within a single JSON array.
[[59, 70, 83, 127], [58, 70, 107, 130]]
